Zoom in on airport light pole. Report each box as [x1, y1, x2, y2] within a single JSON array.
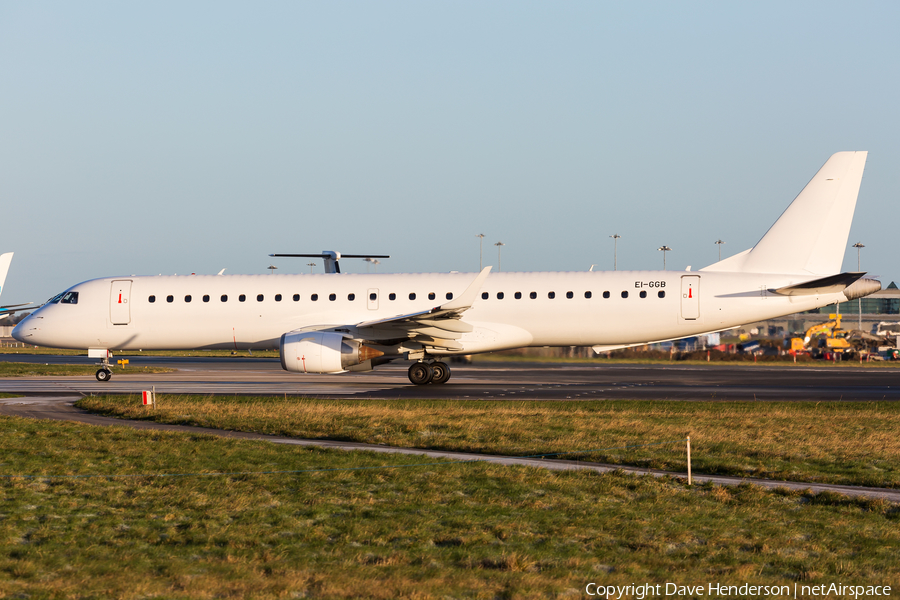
[[853, 242, 865, 330], [495, 241, 505, 272], [267, 265, 277, 275], [658, 245, 672, 270], [306, 262, 316, 274], [610, 234, 621, 270], [715, 239, 725, 261], [476, 233, 486, 270]]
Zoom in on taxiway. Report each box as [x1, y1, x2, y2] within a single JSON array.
[[0, 355, 898, 401]]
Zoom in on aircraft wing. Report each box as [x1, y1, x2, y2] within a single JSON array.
[[354, 267, 491, 351], [0, 303, 37, 316]]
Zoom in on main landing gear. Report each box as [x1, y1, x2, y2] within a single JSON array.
[[408, 361, 451, 385]]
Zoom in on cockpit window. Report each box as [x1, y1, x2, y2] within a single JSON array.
[[48, 291, 78, 304]]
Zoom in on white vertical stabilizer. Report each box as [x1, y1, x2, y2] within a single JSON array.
[[701, 151, 867, 275], [0, 253, 13, 300]]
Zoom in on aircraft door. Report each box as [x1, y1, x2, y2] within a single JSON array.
[[681, 276, 699, 320], [110, 280, 133, 325], [367, 288, 379, 310]]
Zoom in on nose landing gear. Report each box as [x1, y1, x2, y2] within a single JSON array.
[[92, 351, 113, 382], [408, 361, 451, 385]]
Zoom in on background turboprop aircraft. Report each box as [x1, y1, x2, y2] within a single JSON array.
[[13, 152, 882, 384]]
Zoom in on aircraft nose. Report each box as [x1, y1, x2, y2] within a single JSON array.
[[11, 314, 37, 344]]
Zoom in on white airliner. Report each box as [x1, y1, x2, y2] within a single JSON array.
[[13, 152, 881, 384]]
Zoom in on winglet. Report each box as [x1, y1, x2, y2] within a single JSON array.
[[439, 266, 492, 312]]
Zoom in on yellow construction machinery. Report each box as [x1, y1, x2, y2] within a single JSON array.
[[790, 314, 852, 358]]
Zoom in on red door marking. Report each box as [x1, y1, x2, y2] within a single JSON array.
[[688, 287, 693, 298], [118, 293, 123, 303]]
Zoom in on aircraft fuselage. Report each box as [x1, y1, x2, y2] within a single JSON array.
[[14, 270, 854, 354]]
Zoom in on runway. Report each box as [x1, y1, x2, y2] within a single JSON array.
[[0, 354, 899, 401]]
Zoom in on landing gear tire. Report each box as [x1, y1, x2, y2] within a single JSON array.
[[96, 369, 112, 382], [430, 361, 451, 385], [408, 362, 434, 385]]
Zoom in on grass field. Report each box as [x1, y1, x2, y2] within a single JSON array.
[[78, 396, 900, 489], [1, 415, 897, 599], [0, 363, 174, 377]]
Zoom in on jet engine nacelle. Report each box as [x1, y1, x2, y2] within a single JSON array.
[[279, 331, 383, 374]]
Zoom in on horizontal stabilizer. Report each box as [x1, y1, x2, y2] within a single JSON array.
[[771, 272, 867, 296], [269, 251, 390, 274]]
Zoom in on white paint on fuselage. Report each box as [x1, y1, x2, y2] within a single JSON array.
[[14, 270, 846, 354]]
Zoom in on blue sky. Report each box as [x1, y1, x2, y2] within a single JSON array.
[[2, 1, 898, 303]]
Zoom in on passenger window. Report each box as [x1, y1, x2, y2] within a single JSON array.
[[482, 292, 489, 300], [293, 294, 300, 301], [603, 291, 610, 299], [530, 292, 537, 299], [348, 293, 355, 301], [370, 293, 377, 301], [329, 293, 336, 301], [257, 294, 264, 302], [446, 292, 453, 300], [497, 292, 504, 299], [548, 292, 556, 299], [275, 294, 282, 302], [149, 295, 156, 303], [167, 295, 174, 303], [584, 291, 592, 299], [640, 291, 647, 298], [221, 295, 228, 302], [409, 293, 416, 300], [239, 294, 246, 302], [185, 295, 192, 303], [658, 290, 666, 298], [60, 292, 79, 304], [621, 291, 628, 299], [203, 295, 210, 302], [428, 292, 435, 300], [566, 291, 573, 299], [311, 294, 318, 301], [389, 293, 396, 301], [514, 292, 522, 299]]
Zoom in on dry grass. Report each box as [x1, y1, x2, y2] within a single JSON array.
[[0, 362, 174, 377], [78, 396, 900, 488], [1, 415, 898, 599]]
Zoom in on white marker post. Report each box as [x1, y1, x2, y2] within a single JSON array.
[[687, 436, 692, 486]]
